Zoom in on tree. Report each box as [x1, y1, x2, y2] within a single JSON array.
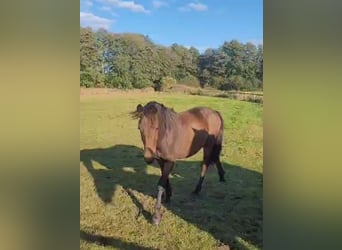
[[80, 27, 263, 91], [80, 27, 98, 87]]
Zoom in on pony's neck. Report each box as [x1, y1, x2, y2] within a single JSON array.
[[157, 108, 180, 146], [158, 109, 178, 132], [156, 109, 183, 161]]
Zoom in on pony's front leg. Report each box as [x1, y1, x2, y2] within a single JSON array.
[[164, 178, 172, 203], [153, 161, 173, 225], [153, 185, 165, 225]]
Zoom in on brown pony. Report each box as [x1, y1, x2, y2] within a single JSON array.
[[132, 101, 225, 225]]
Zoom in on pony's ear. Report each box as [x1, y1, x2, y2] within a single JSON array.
[[131, 104, 143, 119], [136, 104, 143, 113]]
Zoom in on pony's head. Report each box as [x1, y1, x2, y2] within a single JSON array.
[[132, 101, 162, 163]]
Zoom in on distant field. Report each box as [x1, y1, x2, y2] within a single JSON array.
[[80, 92, 263, 250], [80, 86, 264, 104]]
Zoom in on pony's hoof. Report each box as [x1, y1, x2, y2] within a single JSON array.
[[219, 178, 226, 182], [192, 189, 200, 195], [152, 215, 161, 225]]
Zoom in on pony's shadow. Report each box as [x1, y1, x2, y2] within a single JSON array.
[[80, 230, 157, 250], [80, 144, 262, 249]]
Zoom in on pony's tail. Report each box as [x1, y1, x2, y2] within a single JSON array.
[[209, 111, 224, 164]]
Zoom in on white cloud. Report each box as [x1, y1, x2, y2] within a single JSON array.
[[179, 2, 208, 12], [102, 0, 150, 13], [152, 0, 168, 9], [80, 12, 115, 30], [100, 6, 111, 11], [188, 3, 207, 11], [81, 0, 94, 11], [85, 1, 93, 7], [99, 6, 119, 16]]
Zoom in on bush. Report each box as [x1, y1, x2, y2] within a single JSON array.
[[189, 89, 204, 96], [249, 78, 263, 90], [219, 82, 237, 91], [105, 75, 122, 88], [132, 74, 152, 89], [80, 71, 94, 88], [93, 72, 105, 88], [105, 75, 133, 89], [210, 76, 225, 89], [154, 76, 177, 91], [219, 75, 246, 91], [178, 74, 200, 87], [219, 76, 263, 91]]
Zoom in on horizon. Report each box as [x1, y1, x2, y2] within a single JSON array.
[[80, 0, 263, 53]]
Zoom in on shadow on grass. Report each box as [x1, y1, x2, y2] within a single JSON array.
[[80, 230, 157, 250], [80, 144, 262, 249]]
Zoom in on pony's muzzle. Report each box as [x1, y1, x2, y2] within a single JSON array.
[[144, 157, 154, 164], [144, 148, 154, 164]]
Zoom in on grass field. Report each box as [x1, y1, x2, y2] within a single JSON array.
[[80, 92, 263, 250]]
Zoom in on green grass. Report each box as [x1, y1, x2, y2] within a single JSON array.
[[80, 92, 263, 250]]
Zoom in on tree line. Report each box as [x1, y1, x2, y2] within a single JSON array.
[[80, 27, 263, 91]]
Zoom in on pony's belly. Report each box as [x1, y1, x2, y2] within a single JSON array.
[[186, 144, 203, 158], [174, 136, 206, 159]]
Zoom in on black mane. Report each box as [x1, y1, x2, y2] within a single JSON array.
[[144, 101, 177, 134], [131, 101, 177, 135]]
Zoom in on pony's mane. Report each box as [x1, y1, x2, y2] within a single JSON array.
[[130, 110, 141, 119], [158, 103, 177, 133], [131, 101, 177, 133]]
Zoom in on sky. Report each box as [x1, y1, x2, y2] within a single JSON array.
[[80, 0, 263, 52]]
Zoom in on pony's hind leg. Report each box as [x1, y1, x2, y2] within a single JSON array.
[[215, 159, 226, 182], [193, 160, 209, 194], [193, 142, 213, 194], [210, 141, 225, 182]]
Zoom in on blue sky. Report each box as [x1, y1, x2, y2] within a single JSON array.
[[80, 0, 263, 52]]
